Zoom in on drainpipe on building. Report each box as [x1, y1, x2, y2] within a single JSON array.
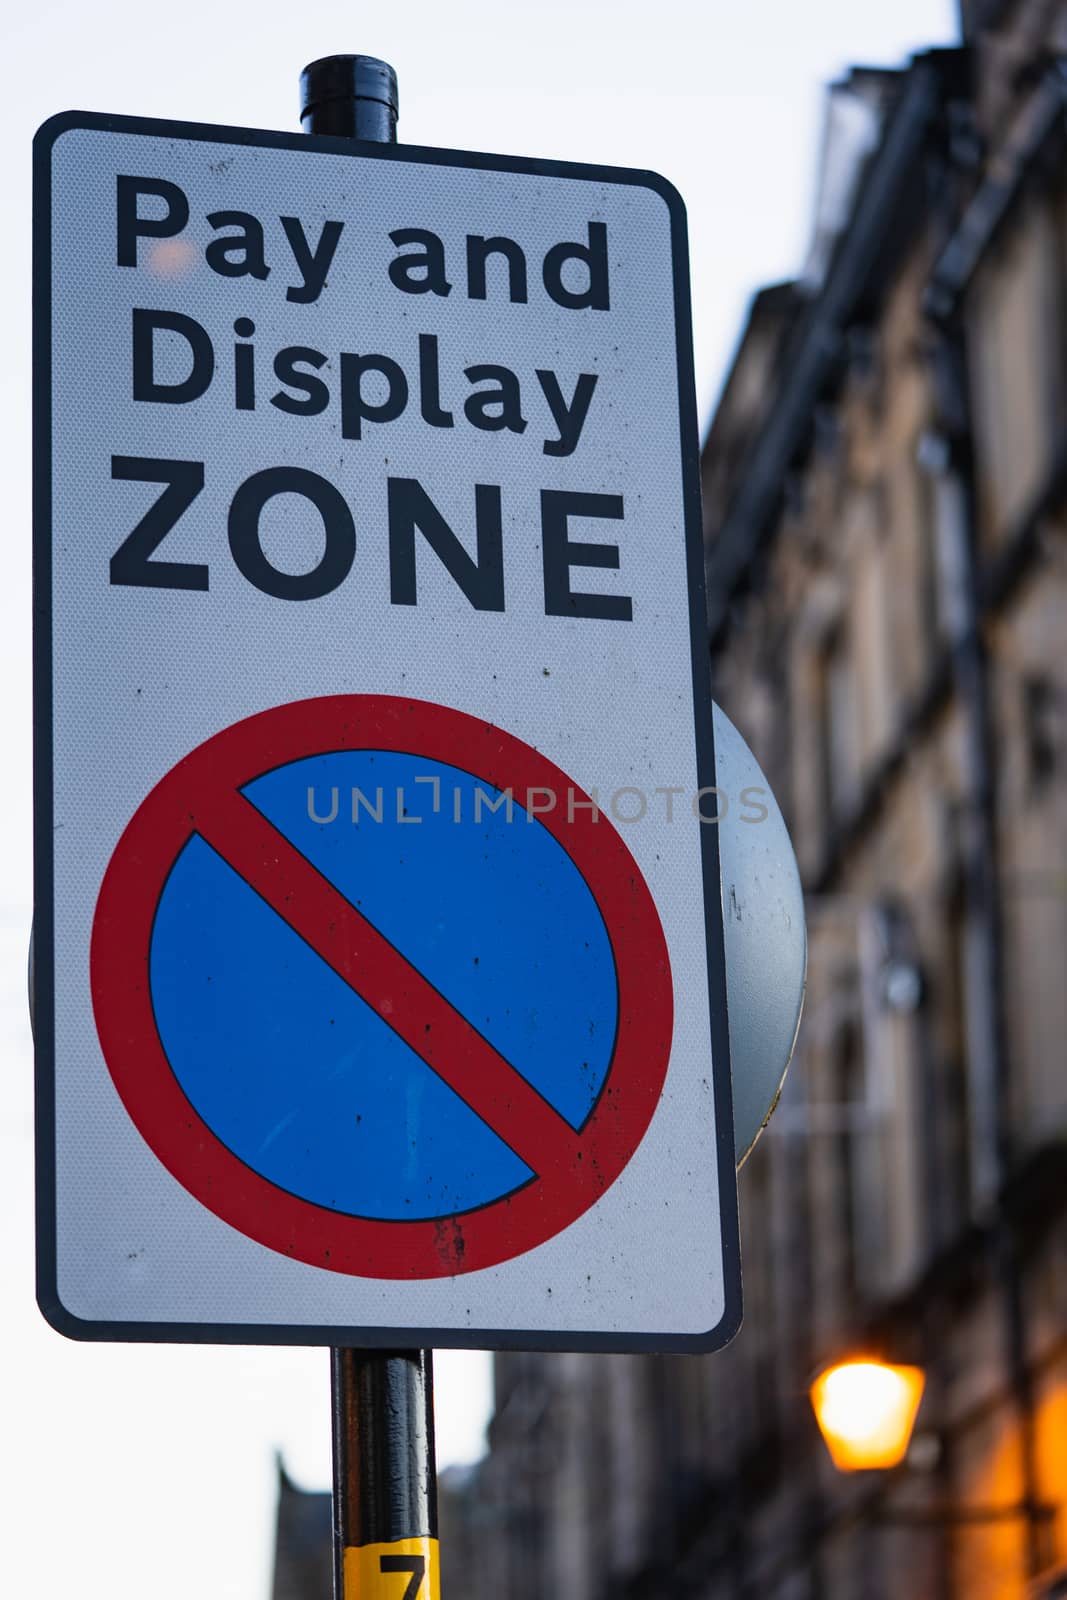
[[920, 65, 1067, 1578], [923, 321, 1049, 1583]]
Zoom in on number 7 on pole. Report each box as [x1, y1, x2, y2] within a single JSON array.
[[378, 1553, 426, 1600]]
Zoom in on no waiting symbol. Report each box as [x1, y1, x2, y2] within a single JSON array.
[[91, 696, 673, 1278]]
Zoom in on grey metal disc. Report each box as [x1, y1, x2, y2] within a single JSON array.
[[713, 705, 806, 1164]]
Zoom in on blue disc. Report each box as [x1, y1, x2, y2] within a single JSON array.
[[149, 751, 618, 1220]]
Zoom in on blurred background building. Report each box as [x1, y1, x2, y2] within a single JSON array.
[[271, 1460, 333, 1600], [274, 2, 1067, 1595]]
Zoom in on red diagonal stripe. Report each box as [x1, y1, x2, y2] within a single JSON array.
[[193, 787, 585, 1180]]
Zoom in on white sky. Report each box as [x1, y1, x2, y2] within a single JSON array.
[[1, 2, 955, 1596]]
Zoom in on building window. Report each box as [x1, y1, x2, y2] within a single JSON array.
[[1022, 674, 1060, 795], [942, 880, 973, 1226], [912, 446, 942, 664], [819, 625, 854, 820], [970, 202, 1059, 544], [832, 1019, 863, 1304]]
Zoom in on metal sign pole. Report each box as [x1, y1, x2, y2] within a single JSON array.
[[299, 56, 439, 1600], [331, 1349, 439, 1600]]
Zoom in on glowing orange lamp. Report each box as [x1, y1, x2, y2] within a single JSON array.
[[809, 1358, 926, 1472]]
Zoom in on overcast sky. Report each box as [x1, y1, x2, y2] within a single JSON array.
[[3, 2, 955, 1597]]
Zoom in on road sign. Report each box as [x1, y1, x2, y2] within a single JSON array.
[[92, 695, 672, 1278], [34, 111, 740, 1349]]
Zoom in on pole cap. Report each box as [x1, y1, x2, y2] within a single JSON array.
[[300, 55, 399, 128]]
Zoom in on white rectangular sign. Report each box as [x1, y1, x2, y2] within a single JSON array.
[[33, 112, 740, 1350]]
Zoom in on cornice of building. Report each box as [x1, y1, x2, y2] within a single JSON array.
[[703, 50, 968, 649], [926, 58, 1067, 321]]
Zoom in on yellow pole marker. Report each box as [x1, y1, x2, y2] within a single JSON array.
[[344, 1536, 441, 1600]]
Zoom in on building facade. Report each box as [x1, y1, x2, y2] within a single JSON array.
[[459, 5, 1067, 1597], [271, 1460, 333, 1600]]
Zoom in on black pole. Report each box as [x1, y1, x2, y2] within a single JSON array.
[[300, 55, 399, 144], [299, 56, 439, 1600], [331, 1350, 439, 1599]]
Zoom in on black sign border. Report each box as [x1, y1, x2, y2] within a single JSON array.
[[33, 109, 741, 1353]]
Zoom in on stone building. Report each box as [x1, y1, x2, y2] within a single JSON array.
[[460, 5, 1067, 1598], [270, 1460, 332, 1600]]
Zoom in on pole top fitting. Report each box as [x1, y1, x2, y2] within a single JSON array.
[[300, 55, 399, 141]]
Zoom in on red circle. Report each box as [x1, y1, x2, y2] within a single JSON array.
[[91, 696, 673, 1279]]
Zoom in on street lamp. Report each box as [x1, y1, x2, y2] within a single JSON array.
[[809, 1358, 926, 1472], [809, 1356, 1056, 1554]]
